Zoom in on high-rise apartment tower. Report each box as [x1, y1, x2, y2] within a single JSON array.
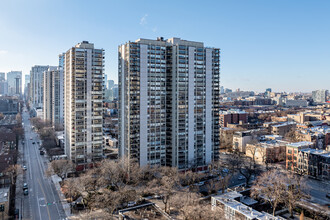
[[64, 41, 104, 170], [119, 37, 220, 169]]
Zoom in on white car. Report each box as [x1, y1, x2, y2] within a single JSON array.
[[127, 201, 136, 207], [23, 166, 27, 170]]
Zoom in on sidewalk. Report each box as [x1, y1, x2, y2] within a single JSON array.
[[15, 139, 24, 219], [51, 175, 72, 218]]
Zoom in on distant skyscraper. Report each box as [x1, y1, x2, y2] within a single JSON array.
[[7, 71, 22, 96], [0, 72, 7, 96], [107, 80, 114, 89], [119, 37, 220, 169], [312, 90, 328, 103], [30, 65, 55, 108], [24, 74, 30, 101], [64, 41, 104, 169], [220, 86, 224, 94], [104, 74, 108, 89], [112, 85, 118, 99], [266, 88, 272, 93], [0, 72, 5, 81], [0, 81, 8, 96], [24, 74, 30, 91]]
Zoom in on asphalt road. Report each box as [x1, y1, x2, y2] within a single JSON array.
[[19, 108, 66, 220]]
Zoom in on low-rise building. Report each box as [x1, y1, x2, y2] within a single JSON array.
[[286, 141, 314, 172], [271, 122, 296, 136], [287, 113, 309, 124], [285, 99, 308, 107], [211, 192, 283, 220], [246, 140, 288, 164], [298, 148, 330, 179], [220, 109, 248, 127]]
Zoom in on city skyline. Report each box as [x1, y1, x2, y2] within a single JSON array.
[[1, 0, 330, 92]]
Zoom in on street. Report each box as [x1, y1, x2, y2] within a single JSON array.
[[16, 107, 66, 220]]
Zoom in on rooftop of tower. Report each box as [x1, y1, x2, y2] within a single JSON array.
[[135, 37, 204, 47], [75, 41, 94, 49]]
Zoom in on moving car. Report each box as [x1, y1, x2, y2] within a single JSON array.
[[32, 142, 35, 144]]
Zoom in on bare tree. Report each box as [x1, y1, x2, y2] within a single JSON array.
[[285, 128, 303, 142], [76, 167, 104, 210], [251, 169, 286, 216], [5, 164, 23, 185], [283, 172, 309, 218], [47, 159, 75, 181], [237, 155, 259, 187], [148, 167, 181, 214]]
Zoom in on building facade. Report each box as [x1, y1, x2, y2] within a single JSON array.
[[43, 67, 63, 126], [119, 37, 220, 169], [312, 89, 328, 103], [220, 110, 248, 127], [286, 141, 314, 172], [64, 41, 104, 170], [6, 71, 22, 96], [30, 65, 55, 108]]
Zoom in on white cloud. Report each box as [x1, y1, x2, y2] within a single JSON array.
[[140, 14, 148, 25], [0, 50, 8, 55]]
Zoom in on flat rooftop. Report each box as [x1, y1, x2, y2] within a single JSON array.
[[287, 141, 314, 148]]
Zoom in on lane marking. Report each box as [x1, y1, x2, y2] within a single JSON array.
[[38, 179, 52, 220]]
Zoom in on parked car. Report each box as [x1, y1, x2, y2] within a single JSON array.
[[238, 175, 245, 180], [23, 189, 28, 195], [222, 168, 229, 173], [153, 194, 162, 199], [32, 142, 35, 144], [23, 183, 28, 190], [22, 165, 27, 170], [194, 181, 204, 186], [127, 201, 136, 207]]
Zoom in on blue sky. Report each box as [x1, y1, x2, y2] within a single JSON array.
[[0, 0, 329, 92]]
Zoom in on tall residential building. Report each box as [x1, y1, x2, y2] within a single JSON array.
[[57, 53, 65, 127], [43, 66, 58, 123], [312, 89, 328, 103], [30, 65, 55, 108], [64, 41, 104, 169], [119, 37, 220, 169], [7, 71, 22, 96]]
